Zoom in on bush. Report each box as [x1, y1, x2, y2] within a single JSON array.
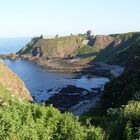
[[0, 85, 106, 139], [100, 71, 140, 113], [0, 102, 105, 140], [120, 101, 140, 140]]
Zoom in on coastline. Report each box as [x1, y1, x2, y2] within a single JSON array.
[[0, 53, 124, 77], [1, 54, 124, 115]]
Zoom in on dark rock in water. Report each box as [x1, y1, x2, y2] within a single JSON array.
[[36, 89, 44, 92], [59, 85, 89, 94], [91, 88, 101, 92], [41, 100, 45, 103], [32, 96, 35, 99], [47, 88, 53, 92], [46, 85, 96, 112]]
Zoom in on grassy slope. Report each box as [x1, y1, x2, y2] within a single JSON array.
[[0, 61, 32, 101], [94, 32, 140, 66], [18, 36, 84, 58], [71, 45, 101, 63], [99, 36, 140, 111], [0, 84, 19, 105], [18, 32, 140, 67], [81, 33, 140, 140], [71, 32, 140, 66], [81, 69, 140, 139]]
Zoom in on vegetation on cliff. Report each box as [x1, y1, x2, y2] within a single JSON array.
[[72, 32, 140, 66], [18, 35, 84, 58], [17, 32, 140, 68], [81, 34, 140, 140], [0, 61, 32, 101], [95, 32, 140, 66]]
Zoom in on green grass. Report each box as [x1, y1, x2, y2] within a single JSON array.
[[73, 45, 100, 56], [18, 32, 140, 67], [94, 34, 140, 66], [79, 56, 96, 63], [0, 61, 4, 76], [18, 35, 84, 58], [0, 71, 4, 76], [0, 84, 18, 105], [45, 36, 82, 48], [72, 32, 140, 66], [81, 100, 140, 140]]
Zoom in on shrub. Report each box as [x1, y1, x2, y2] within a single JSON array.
[[0, 102, 105, 140], [120, 101, 140, 140]]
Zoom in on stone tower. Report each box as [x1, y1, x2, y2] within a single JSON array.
[[86, 30, 94, 39]]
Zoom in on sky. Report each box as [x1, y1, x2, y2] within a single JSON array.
[[0, 0, 140, 37]]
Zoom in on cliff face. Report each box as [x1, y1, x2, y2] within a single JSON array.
[[18, 35, 115, 59], [100, 38, 140, 112], [91, 35, 115, 49], [18, 32, 140, 69], [0, 61, 32, 101], [18, 36, 83, 58], [93, 32, 140, 66]]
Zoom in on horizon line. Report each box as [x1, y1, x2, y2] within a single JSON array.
[[0, 30, 140, 38]]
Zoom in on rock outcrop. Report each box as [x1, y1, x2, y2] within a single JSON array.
[[16, 32, 140, 72], [90, 35, 114, 48], [18, 35, 84, 59]]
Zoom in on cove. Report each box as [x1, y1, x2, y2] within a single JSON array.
[[4, 59, 109, 102]]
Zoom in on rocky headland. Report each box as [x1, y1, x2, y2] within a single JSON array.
[[1, 31, 140, 115]]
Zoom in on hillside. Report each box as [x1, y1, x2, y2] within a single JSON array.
[[73, 32, 140, 66], [16, 32, 140, 73], [18, 34, 115, 60], [18, 35, 84, 58], [94, 32, 140, 66], [81, 33, 140, 140], [0, 61, 32, 101]]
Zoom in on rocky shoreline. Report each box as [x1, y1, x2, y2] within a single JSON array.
[[45, 85, 102, 114], [0, 53, 124, 77], [42, 61, 124, 115], [35, 58, 124, 78], [1, 54, 124, 115]]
